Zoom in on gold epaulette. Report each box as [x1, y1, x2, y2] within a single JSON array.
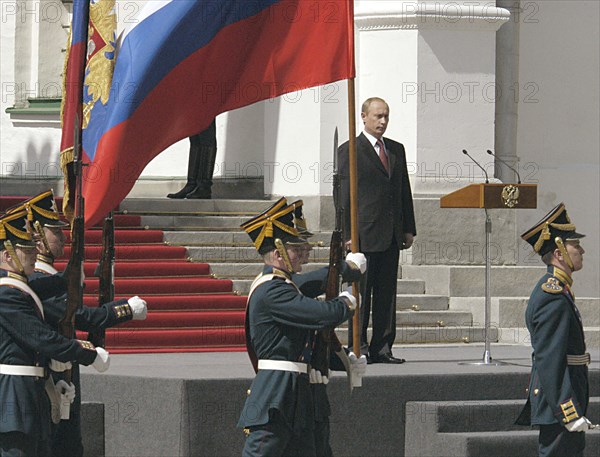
[[541, 277, 563, 294]]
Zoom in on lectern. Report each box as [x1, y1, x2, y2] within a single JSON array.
[[440, 183, 537, 365]]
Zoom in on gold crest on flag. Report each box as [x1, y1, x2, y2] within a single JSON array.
[[82, 0, 117, 129]]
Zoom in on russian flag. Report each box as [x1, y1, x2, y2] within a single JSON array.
[[76, 0, 355, 226]]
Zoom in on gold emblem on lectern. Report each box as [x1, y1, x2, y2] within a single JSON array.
[[501, 185, 520, 208]]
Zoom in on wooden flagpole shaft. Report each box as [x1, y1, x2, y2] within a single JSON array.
[[347, 78, 361, 356]]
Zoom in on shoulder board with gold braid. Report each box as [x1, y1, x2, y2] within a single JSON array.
[[541, 277, 563, 294]]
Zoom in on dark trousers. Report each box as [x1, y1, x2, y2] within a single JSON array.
[[538, 424, 585, 457], [314, 418, 333, 457], [243, 411, 316, 457], [312, 384, 333, 457], [0, 432, 50, 457], [51, 364, 83, 457], [51, 399, 83, 457], [350, 240, 399, 357]]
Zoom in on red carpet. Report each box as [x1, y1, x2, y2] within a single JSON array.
[[56, 261, 211, 278], [1, 196, 247, 353], [83, 294, 247, 311], [63, 245, 189, 260], [83, 277, 234, 294]]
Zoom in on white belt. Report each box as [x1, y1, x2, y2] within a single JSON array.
[[0, 364, 45, 377], [257, 360, 308, 374], [567, 353, 591, 366]]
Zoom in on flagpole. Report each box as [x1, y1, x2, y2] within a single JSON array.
[[61, 0, 90, 223], [347, 78, 361, 357]]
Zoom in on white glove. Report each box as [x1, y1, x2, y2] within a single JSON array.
[[92, 347, 110, 373], [345, 252, 367, 274], [55, 380, 76, 404], [566, 417, 592, 432], [309, 368, 329, 385], [348, 351, 367, 388], [128, 296, 148, 320], [49, 359, 72, 372], [338, 290, 357, 311]]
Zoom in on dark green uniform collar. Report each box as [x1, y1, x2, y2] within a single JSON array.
[[1, 269, 28, 283], [548, 265, 573, 287], [262, 264, 292, 280]]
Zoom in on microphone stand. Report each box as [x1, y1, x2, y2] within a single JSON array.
[[459, 149, 508, 366]]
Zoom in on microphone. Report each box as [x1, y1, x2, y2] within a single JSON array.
[[487, 149, 521, 184], [462, 149, 489, 183]]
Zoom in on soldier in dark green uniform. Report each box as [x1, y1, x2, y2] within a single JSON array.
[[8, 190, 148, 457], [290, 200, 367, 457], [238, 198, 359, 457], [0, 210, 110, 457], [516, 202, 596, 456]]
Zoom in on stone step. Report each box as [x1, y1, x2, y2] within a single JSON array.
[[499, 327, 600, 347], [499, 297, 600, 327], [119, 197, 274, 214], [396, 295, 449, 311], [397, 311, 472, 327], [208, 262, 406, 278], [231, 279, 426, 295], [336, 326, 494, 345], [187, 246, 330, 263], [140, 215, 249, 230], [448, 297, 600, 341], [435, 398, 599, 433], [435, 430, 598, 457], [227, 270, 425, 296], [405, 398, 600, 457], [402, 265, 547, 297], [126, 177, 265, 200], [230, 279, 443, 310], [163, 230, 332, 246]]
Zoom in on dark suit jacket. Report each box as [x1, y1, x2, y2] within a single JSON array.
[[338, 132, 416, 253]]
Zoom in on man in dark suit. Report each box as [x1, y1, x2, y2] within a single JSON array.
[[338, 97, 416, 364], [516, 203, 596, 456]]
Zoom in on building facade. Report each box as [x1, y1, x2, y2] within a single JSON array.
[[1, 1, 598, 296]]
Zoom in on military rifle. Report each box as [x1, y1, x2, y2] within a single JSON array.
[[89, 211, 114, 347], [323, 127, 345, 352], [311, 129, 345, 376], [60, 114, 85, 387]]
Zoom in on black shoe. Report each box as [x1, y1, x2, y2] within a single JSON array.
[[370, 353, 406, 364], [185, 184, 212, 199], [167, 182, 196, 199]]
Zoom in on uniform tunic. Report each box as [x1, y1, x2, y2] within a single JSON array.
[[239, 266, 353, 457], [28, 264, 133, 457], [0, 273, 98, 456], [516, 266, 589, 456]]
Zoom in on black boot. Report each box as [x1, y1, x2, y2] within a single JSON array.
[[186, 121, 217, 199], [166, 138, 202, 198]]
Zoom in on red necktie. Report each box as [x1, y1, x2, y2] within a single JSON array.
[[376, 140, 389, 175]]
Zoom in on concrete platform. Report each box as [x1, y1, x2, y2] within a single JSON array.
[[80, 344, 600, 457]]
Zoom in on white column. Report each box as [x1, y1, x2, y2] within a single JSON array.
[[355, 1, 510, 194]]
